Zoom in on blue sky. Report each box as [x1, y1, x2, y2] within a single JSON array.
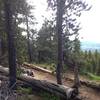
[[27, 0, 100, 43]]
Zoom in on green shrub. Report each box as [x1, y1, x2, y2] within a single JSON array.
[[87, 73, 100, 81], [40, 92, 60, 100], [17, 68, 24, 77], [17, 87, 32, 94]]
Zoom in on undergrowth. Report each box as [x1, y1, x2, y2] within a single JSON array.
[[87, 73, 100, 81], [17, 87, 32, 94], [40, 92, 60, 100]]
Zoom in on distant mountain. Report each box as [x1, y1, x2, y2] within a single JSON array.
[[81, 41, 100, 51]]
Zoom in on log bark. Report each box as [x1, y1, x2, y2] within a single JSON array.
[[23, 63, 53, 74], [65, 77, 100, 91], [0, 66, 78, 99]]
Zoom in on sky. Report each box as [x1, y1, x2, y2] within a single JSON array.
[[27, 0, 100, 43]]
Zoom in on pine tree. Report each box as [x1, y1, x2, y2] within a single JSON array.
[[56, 0, 66, 84], [47, 0, 91, 84], [73, 38, 80, 89], [37, 19, 56, 63], [4, 0, 16, 89]]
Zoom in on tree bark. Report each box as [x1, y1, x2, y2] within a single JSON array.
[[73, 62, 80, 91], [26, 15, 32, 63], [4, 0, 16, 89], [56, 0, 65, 85], [0, 38, 6, 56], [23, 63, 53, 74], [0, 38, 2, 56]]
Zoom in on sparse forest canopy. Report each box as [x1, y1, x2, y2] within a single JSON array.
[[0, 0, 100, 100], [0, 0, 36, 64], [0, 0, 100, 77]]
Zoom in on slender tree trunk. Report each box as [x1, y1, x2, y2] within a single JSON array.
[[0, 38, 5, 56], [0, 38, 2, 56], [56, 0, 65, 85], [26, 15, 32, 62], [74, 62, 80, 90], [4, 0, 16, 89], [97, 59, 100, 76]]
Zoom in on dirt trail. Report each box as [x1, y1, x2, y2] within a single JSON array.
[[0, 64, 100, 100], [31, 69, 100, 100]]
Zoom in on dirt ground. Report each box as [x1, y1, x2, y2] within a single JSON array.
[[31, 69, 100, 100], [0, 66, 100, 100], [17, 94, 41, 100]]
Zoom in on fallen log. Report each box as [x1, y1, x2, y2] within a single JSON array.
[[65, 77, 100, 91], [23, 63, 100, 91], [0, 74, 8, 81], [0, 66, 78, 100], [23, 62, 53, 74]]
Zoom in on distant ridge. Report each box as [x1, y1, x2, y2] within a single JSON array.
[[81, 41, 100, 51]]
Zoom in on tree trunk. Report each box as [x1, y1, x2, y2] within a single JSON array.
[[4, 0, 16, 89], [74, 62, 80, 90], [0, 38, 2, 56], [56, 0, 65, 85], [0, 38, 5, 56], [26, 15, 32, 63]]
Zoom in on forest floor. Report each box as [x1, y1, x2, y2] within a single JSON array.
[[0, 64, 100, 100], [24, 66, 100, 100]]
